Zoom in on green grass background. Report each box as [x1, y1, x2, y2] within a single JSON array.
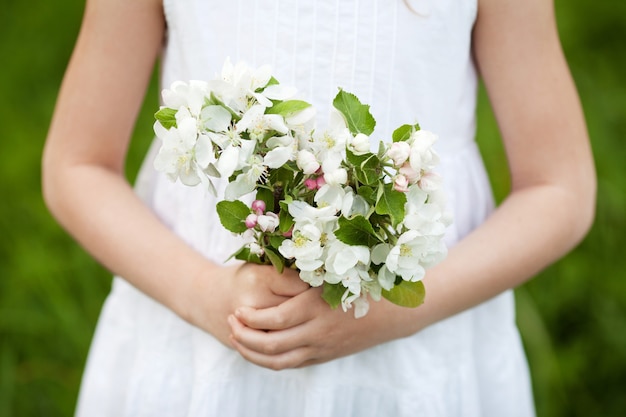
[[0, 0, 624, 415]]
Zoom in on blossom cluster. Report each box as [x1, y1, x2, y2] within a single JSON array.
[[153, 59, 451, 317]]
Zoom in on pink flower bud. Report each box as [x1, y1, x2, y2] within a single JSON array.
[[245, 213, 258, 228], [251, 200, 266, 215], [399, 162, 420, 183], [283, 227, 293, 238], [316, 176, 326, 189], [304, 178, 318, 190], [393, 174, 410, 193]]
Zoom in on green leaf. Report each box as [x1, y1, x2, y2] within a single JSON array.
[[375, 183, 407, 228], [332, 89, 376, 135], [356, 186, 376, 205], [264, 247, 284, 274], [355, 154, 381, 186], [154, 107, 177, 129], [265, 100, 312, 117], [345, 148, 369, 167], [255, 187, 275, 213], [232, 247, 263, 264], [334, 215, 382, 247], [345, 150, 380, 186], [392, 124, 413, 142], [269, 235, 286, 249], [377, 140, 387, 159], [216, 200, 250, 233], [269, 167, 296, 193], [264, 76, 280, 88], [321, 282, 344, 309], [382, 280, 426, 308], [278, 198, 294, 233], [392, 123, 421, 142]]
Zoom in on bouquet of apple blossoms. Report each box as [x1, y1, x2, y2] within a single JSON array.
[[153, 59, 451, 318]]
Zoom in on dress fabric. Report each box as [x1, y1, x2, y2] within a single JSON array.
[[75, 0, 536, 416]]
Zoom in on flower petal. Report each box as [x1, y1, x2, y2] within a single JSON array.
[[263, 147, 293, 168], [201, 105, 232, 132]]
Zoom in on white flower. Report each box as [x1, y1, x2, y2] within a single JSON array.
[[341, 188, 370, 218], [224, 155, 266, 199], [285, 106, 317, 134], [200, 105, 232, 133], [278, 224, 324, 271], [348, 133, 371, 155], [257, 212, 279, 232], [263, 135, 296, 169], [296, 149, 320, 174], [249, 242, 264, 256], [311, 110, 350, 173], [403, 185, 448, 236], [376, 265, 396, 291], [299, 268, 326, 287], [409, 130, 440, 173], [386, 141, 411, 167], [216, 139, 256, 179], [352, 295, 370, 318], [153, 116, 205, 186], [236, 104, 289, 141], [418, 171, 442, 192], [261, 84, 297, 101], [370, 245, 397, 291], [324, 241, 370, 277], [323, 168, 348, 186], [219, 58, 296, 111], [341, 286, 371, 318], [420, 236, 448, 269], [161, 80, 208, 116], [220, 59, 272, 108], [314, 184, 346, 212], [287, 200, 338, 223], [371, 243, 392, 265], [385, 230, 428, 282], [194, 133, 216, 170], [263, 147, 294, 169], [206, 127, 240, 150], [362, 278, 382, 302]]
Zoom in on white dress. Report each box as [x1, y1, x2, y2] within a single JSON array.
[[76, 1, 536, 416]]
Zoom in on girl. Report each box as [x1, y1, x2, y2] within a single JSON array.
[[43, 0, 595, 415]]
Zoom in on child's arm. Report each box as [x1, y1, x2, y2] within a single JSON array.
[[43, 0, 307, 347], [228, 0, 596, 369]]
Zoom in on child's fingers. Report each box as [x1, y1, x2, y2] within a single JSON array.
[[267, 270, 310, 297], [228, 314, 313, 369], [235, 288, 320, 330], [236, 263, 308, 297], [229, 330, 310, 371]]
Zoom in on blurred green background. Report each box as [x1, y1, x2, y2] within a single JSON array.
[[0, 0, 624, 415]]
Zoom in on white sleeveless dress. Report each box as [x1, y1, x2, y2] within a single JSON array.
[[75, 1, 536, 416]]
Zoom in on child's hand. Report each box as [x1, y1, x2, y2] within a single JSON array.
[[227, 286, 419, 369], [176, 263, 309, 348]]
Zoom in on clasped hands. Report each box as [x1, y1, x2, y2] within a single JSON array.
[[184, 262, 412, 371]]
